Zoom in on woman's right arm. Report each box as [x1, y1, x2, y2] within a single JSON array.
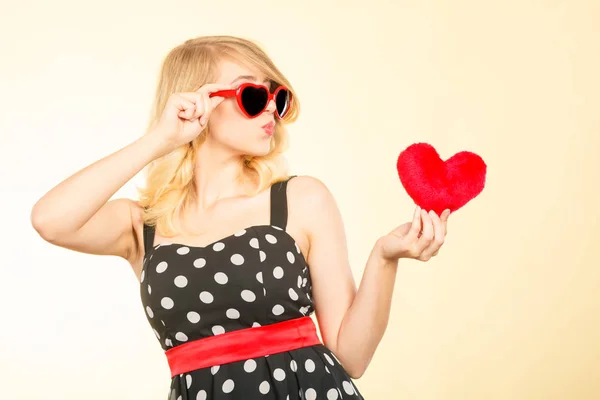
[[31, 83, 232, 265], [30, 134, 167, 263]]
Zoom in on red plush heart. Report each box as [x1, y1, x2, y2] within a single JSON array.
[[396, 143, 487, 215]]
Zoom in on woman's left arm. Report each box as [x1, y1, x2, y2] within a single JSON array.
[[289, 176, 450, 379]]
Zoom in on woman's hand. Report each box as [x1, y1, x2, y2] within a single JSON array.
[[148, 83, 233, 156], [376, 206, 450, 262]]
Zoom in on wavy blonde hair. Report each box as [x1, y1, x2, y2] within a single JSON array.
[[136, 35, 300, 236]]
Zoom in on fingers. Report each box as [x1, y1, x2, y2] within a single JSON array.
[[173, 96, 197, 120], [440, 209, 451, 235], [419, 211, 445, 260], [413, 209, 433, 254], [199, 90, 211, 126], [407, 206, 422, 241], [175, 83, 233, 123]]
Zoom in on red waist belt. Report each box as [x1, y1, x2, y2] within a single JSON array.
[[165, 316, 322, 377]]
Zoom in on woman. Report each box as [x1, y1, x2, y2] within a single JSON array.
[[31, 35, 450, 399]]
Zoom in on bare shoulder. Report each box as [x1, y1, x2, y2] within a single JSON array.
[[286, 175, 341, 243], [286, 175, 335, 206]]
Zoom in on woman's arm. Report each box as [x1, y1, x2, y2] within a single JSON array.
[[288, 176, 448, 379], [30, 134, 166, 262]]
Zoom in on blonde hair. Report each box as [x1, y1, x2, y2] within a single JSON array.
[[136, 35, 300, 236]]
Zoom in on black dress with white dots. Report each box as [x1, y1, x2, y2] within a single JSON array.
[[140, 176, 365, 399]]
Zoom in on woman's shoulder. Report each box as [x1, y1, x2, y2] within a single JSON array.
[[287, 174, 337, 209]]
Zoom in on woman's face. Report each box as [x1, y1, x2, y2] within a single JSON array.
[[206, 59, 277, 157]]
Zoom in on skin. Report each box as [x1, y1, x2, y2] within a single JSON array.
[[30, 58, 450, 379]]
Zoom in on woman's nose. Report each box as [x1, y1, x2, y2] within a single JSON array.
[[265, 98, 276, 113]]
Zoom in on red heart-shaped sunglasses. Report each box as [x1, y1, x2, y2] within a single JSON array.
[[209, 83, 292, 119]]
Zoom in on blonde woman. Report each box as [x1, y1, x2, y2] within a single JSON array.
[[31, 35, 450, 399]]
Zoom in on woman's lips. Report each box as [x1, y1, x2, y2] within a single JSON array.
[[262, 121, 275, 135]]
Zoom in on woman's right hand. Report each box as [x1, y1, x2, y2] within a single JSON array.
[[149, 83, 233, 155]]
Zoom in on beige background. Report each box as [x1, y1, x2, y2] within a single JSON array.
[[2, 0, 599, 398]]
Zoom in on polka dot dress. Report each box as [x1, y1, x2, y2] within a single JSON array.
[[140, 176, 365, 399]]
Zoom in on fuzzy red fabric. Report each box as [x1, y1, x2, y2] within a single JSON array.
[[396, 143, 487, 215]]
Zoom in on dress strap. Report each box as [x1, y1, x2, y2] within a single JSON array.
[[270, 175, 297, 230], [143, 222, 156, 258]]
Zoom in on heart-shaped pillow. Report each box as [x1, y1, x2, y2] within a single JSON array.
[[396, 143, 487, 215]]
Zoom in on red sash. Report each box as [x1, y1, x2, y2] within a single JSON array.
[[165, 316, 322, 377]]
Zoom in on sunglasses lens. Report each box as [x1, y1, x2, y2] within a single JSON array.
[[275, 89, 290, 117], [241, 86, 269, 117]]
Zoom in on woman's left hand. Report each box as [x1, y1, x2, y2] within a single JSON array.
[[376, 206, 450, 262]]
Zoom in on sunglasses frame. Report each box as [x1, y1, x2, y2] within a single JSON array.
[[210, 82, 292, 119]]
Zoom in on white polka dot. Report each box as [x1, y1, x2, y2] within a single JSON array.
[[343, 381, 354, 395], [193, 258, 206, 268], [213, 242, 225, 252], [259, 251, 266, 262], [222, 379, 234, 393], [214, 272, 228, 284], [211, 365, 220, 375], [174, 275, 188, 288], [265, 234, 277, 244], [196, 390, 207, 400], [259, 381, 270, 394], [272, 304, 284, 315], [305, 388, 317, 400], [273, 225, 283, 230], [212, 325, 225, 335], [187, 311, 200, 323], [249, 238, 259, 249], [175, 332, 188, 342], [290, 360, 298, 372], [297, 276, 302, 288], [230, 254, 244, 265], [147, 285, 151, 294], [241, 290, 256, 302], [226, 308, 240, 319], [165, 338, 172, 347], [199, 291, 214, 303], [263, 287, 267, 296], [161, 297, 174, 309], [273, 266, 284, 279], [153, 329, 160, 339], [295, 242, 301, 254], [302, 277, 308, 287], [177, 246, 190, 255], [256, 272, 263, 283], [327, 388, 339, 399], [289, 288, 299, 300], [287, 251, 295, 263], [186, 374, 192, 389], [252, 322, 261, 327], [156, 261, 168, 273], [324, 353, 334, 365], [325, 366, 330, 373], [244, 359, 257, 372], [146, 306, 154, 318], [234, 229, 247, 236], [305, 359, 315, 372], [273, 368, 286, 381], [140, 270, 145, 282]]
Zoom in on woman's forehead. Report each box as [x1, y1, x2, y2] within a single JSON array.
[[216, 59, 268, 85]]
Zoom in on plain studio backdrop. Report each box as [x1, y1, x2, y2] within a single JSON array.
[[1, 0, 599, 399]]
